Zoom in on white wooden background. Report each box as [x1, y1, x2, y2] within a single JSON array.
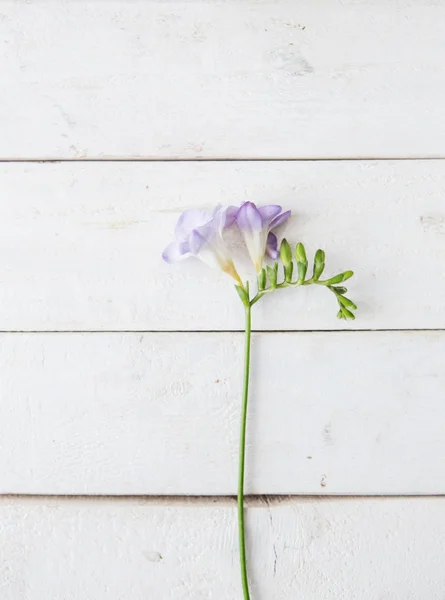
[[1, 1, 445, 598]]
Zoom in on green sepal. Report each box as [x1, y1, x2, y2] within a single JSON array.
[[266, 265, 277, 289], [312, 249, 325, 280], [337, 309, 345, 320], [280, 239, 293, 266], [235, 285, 250, 307], [337, 295, 357, 311], [325, 270, 354, 285], [284, 262, 294, 283], [258, 268, 267, 291]]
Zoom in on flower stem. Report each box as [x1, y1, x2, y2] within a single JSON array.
[[238, 302, 252, 600]]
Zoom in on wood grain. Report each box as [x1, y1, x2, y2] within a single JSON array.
[[2, 1, 444, 594], [2, 1, 445, 159], [1, 160, 444, 331], [1, 331, 444, 495], [1, 496, 444, 599]]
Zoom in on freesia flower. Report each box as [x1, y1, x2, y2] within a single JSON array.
[[235, 202, 291, 272], [162, 200, 357, 600], [162, 205, 243, 285]]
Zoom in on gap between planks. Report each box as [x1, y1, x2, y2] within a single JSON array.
[[0, 329, 444, 334], [2, 495, 445, 506], [0, 156, 445, 163]]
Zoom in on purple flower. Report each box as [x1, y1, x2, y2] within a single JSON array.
[[162, 205, 243, 284], [235, 202, 291, 272]]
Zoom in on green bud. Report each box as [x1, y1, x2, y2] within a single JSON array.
[[337, 309, 345, 320], [235, 285, 250, 307], [297, 262, 307, 283], [327, 274, 343, 284], [295, 242, 308, 283], [295, 242, 307, 263], [337, 295, 357, 311], [258, 268, 267, 291], [284, 261, 294, 283], [266, 265, 277, 289], [273, 261, 279, 284], [340, 306, 355, 320], [280, 239, 293, 266], [325, 270, 354, 285], [332, 286, 348, 295], [312, 249, 325, 280]]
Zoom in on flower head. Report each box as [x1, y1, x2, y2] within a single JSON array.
[[235, 202, 291, 272], [162, 205, 243, 285]]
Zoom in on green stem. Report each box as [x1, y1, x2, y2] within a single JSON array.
[[250, 277, 322, 305], [238, 302, 252, 600]]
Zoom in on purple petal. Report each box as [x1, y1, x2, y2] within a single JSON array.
[[265, 232, 279, 259], [269, 210, 291, 230], [189, 230, 208, 255], [236, 201, 263, 232], [174, 210, 211, 241], [193, 220, 214, 242], [162, 241, 191, 263], [258, 205, 282, 226], [223, 205, 239, 228]]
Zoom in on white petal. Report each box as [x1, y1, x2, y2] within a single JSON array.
[[242, 229, 268, 272], [196, 243, 224, 270]]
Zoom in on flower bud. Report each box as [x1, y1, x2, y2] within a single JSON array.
[[295, 243, 308, 283], [325, 270, 354, 285], [297, 262, 307, 283], [284, 262, 294, 283], [337, 295, 357, 311], [312, 249, 325, 280], [257, 268, 267, 291], [267, 264, 277, 289], [280, 239, 293, 266], [295, 242, 307, 264], [332, 286, 348, 295], [340, 306, 355, 320]]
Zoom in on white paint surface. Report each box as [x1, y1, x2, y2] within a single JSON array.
[[2, 0, 445, 595], [1, 331, 444, 495], [0, 496, 444, 599], [1, 1, 445, 159], [1, 160, 445, 331]]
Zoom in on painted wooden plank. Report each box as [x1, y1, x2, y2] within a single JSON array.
[[1, 331, 444, 495], [1, 496, 444, 599], [0, 160, 444, 331], [2, 1, 445, 159]]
